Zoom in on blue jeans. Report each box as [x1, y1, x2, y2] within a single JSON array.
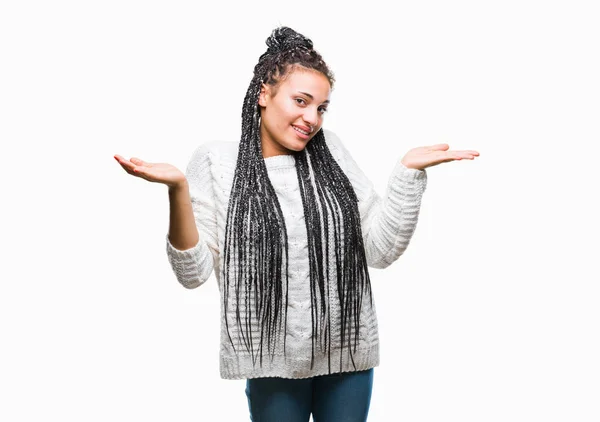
[[245, 368, 374, 422]]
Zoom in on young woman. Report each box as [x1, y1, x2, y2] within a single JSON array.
[[115, 26, 479, 422]]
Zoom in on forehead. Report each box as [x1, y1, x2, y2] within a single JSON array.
[[279, 69, 331, 101]]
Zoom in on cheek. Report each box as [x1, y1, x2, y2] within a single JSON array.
[[282, 100, 300, 119], [275, 105, 296, 130]]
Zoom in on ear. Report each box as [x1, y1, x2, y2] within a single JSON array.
[[258, 83, 269, 107]]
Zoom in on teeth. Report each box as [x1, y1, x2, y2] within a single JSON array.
[[293, 126, 309, 135]]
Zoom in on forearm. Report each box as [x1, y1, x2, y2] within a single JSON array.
[[167, 181, 199, 251], [363, 162, 427, 268]]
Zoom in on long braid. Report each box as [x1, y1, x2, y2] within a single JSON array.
[[300, 132, 374, 371], [223, 27, 373, 373]]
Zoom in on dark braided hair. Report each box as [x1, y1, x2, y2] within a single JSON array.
[[223, 26, 373, 373]]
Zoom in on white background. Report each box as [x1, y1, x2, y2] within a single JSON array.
[[1, 0, 599, 420]]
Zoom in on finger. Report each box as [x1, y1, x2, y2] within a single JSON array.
[[436, 151, 470, 162], [120, 163, 138, 175], [455, 152, 477, 160], [114, 155, 141, 174], [130, 157, 150, 166], [131, 166, 153, 182], [426, 152, 460, 166], [114, 155, 133, 166], [451, 149, 480, 156], [114, 154, 132, 165]]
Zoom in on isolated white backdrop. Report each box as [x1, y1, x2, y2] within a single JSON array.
[[1, 0, 599, 421]]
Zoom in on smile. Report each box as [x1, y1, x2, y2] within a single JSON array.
[[292, 126, 309, 140], [293, 126, 310, 136]]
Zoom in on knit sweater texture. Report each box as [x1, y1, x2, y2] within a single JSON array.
[[165, 129, 427, 380]]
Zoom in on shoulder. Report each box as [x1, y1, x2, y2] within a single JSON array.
[[321, 128, 351, 164], [189, 140, 237, 159], [184, 140, 239, 183], [322, 128, 342, 148]]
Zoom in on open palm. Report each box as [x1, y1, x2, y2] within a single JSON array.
[[401, 144, 480, 170], [114, 155, 186, 188]]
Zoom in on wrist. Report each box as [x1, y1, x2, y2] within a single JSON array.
[[168, 179, 189, 194]]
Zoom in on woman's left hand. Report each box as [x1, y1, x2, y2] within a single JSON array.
[[401, 144, 480, 170]]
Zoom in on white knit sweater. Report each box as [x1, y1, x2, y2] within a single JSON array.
[[165, 129, 427, 380]]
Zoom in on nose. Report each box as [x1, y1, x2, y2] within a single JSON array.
[[303, 107, 319, 128]]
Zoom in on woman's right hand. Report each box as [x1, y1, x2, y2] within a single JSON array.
[[114, 155, 186, 189]]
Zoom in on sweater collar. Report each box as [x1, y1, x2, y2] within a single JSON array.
[[263, 154, 296, 170]]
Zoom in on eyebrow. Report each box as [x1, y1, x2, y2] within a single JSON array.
[[298, 91, 330, 104]]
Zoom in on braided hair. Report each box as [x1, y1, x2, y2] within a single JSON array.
[[223, 26, 373, 373]]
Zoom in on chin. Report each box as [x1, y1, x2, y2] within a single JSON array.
[[284, 139, 308, 152], [291, 142, 310, 152]]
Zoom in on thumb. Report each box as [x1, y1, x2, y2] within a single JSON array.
[[130, 157, 148, 166], [428, 144, 450, 151]]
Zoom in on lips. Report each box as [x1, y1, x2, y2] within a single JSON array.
[[292, 125, 310, 140], [293, 124, 311, 133]]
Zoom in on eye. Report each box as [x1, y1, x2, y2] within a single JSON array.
[[295, 97, 328, 114]]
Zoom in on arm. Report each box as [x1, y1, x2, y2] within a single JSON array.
[[323, 129, 428, 269], [168, 181, 199, 250], [165, 144, 219, 289]]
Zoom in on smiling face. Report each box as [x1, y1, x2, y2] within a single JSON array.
[[258, 67, 331, 158]]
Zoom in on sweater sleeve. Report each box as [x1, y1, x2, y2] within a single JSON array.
[[165, 143, 219, 289], [323, 129, 427, 269]]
